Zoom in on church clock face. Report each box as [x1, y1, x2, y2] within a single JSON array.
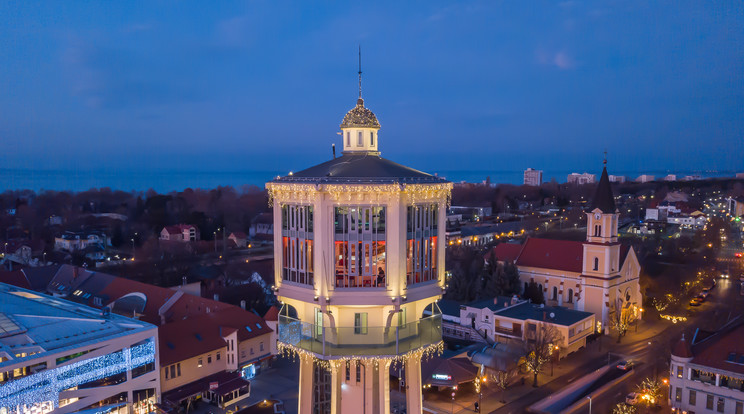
[[594, 213, 601, 220]]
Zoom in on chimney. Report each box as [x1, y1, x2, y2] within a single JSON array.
[[240, 300, 246, 310]]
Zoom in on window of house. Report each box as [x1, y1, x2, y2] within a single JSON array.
[[370, 132, 375, 146], [736, 401, 742, 414], [552, 286, 558, 300], [216, 352, 221, 361], [207, 354, 212, 364], [406, 204, 439, 285], [677, 366, 683, 378], [354, 313, 368, 334], [165, 366, 170, 379], [281, 204, 314, 286], [707, 394, 714, 409], [334, 206, 386, 288], [177, 363, 181, 376], [357, 131, 363, 146], [568, 327, 575, 337], [675, 387, 681, 402], [689, 390, 696, 405], [198, 358, 203, 368], [593, 257, 599, 271], [250, 347, 254, 355], [260, 342, 264, 352], [567, 289, 574, 303], [718, 397, 726, 413]]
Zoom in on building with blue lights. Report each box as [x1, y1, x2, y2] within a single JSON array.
[[0, 282, 159, 414]]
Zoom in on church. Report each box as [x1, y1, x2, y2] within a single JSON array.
[[489, 164, 643, 333]]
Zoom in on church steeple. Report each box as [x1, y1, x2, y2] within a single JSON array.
[[590, 162, 616, 214]]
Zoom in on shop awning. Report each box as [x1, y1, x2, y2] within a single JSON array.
[[163, 371, 249, 404]]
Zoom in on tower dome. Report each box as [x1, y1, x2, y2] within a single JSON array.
[[339, 98, 380, 129]]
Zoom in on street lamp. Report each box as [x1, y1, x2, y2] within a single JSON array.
[[586, 396, 592, 414]]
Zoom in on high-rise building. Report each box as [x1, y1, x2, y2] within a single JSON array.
[[523, 168, 543, 186], [0, 282, 160, 414], [567, 172, 596, 185], [268, 88, 451, 413]]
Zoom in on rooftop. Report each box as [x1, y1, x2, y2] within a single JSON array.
[[271, 153, 448, 185], [0, 282, 155, 369], [497, 302, 594, 326]]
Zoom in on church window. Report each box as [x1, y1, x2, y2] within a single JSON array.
[[281, 204, 314, 286], [594, 257, 599, 271], [567, 288, 574, 303], [406, 204, 439, 286], [358, 131, 363, 146], [370, 132, 375, 146], [334, 206, 386, 288], [552, 286, 558, 300]]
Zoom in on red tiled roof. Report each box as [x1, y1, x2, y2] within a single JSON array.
[[515, 237, 584, 273], [672, 334, 693, 358], [263, 306, 279, 321], [0, 270, 32, 289], [229, 232, 247, 239], [98, 276, 178, 325], [158, 306, 273, 366], [691, 322, 744, 375], [163, 224, 195, 235], [485, 243, 523, 263]]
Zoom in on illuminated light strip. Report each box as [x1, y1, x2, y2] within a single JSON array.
[[0, 341, 155, 409], [267, 183, 453, 207]]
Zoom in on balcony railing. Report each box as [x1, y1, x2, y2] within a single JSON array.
[[278, 314, 442, 357]]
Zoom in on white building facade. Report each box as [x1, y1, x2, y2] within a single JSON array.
[[524, 168, 543, 186], [0, 283, 160, 414]]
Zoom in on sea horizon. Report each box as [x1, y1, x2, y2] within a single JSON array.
[[0, 167, 739, 194]]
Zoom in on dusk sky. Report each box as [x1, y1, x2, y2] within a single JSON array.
[[1, 1, 742, 187]]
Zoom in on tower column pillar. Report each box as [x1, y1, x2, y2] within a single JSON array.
[[330, 361, 343, 414], [364, 360, 375, 414], [298, 356, 314, 414], [405, 354, 423, 414], [378, 359, 392, 414]]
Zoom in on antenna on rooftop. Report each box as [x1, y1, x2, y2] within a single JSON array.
[[358, 45, 363, 99], [603, 150, 608, 166]]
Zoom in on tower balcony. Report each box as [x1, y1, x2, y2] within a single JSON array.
[[277, 314, 442, 358]]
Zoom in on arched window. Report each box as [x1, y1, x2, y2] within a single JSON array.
[[346, 132, 350, 146], [594, 257, 599, 271], [370, 132, 375, 146], [552, 286, 558, 300], [567, 288, 574, 303], [357, 131, 363, 146], [597, 225, 602, 236]]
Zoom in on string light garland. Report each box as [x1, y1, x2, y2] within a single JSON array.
[[277, 340, 444, 372], [267, 182, 453, 207], [0, 341, 156, 409]]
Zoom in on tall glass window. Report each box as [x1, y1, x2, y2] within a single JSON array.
[[334, 206, 386, 288], [406, 204, 439, 285], [281, 204, 314, 286]]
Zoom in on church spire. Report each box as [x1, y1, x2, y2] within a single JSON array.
[[590, 159, 616, 213]]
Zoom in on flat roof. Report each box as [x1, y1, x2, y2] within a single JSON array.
[[497, 302, 594, 326], [0, 283, 155, 369]]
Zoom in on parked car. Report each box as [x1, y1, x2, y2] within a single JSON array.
[[690, 297, 703, 306], [626, 392, 641, 405], [617, 360, 635, 370]]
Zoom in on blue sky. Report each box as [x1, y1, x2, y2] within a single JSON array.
[[1, 1, 742, 181]]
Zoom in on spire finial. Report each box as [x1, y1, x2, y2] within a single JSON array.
[[358, 45, 363, 100], [603, 150, 607, 166]]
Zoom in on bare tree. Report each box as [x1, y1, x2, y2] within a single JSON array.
[[612, 403, 637, 414], [610, 298, 634, 343], [490, 367, 519, 403], [521, 322, 562, 387]]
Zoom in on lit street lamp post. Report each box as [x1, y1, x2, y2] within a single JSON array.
[[586, 396, 592, 414]]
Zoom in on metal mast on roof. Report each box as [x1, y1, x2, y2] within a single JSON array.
[[358, 45, 363, 99], [603, 150, 607, 165]]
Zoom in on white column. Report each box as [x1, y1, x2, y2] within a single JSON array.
[[378, 359, 392, 414], [405, 354, 423, 414], [330, 361, 343, 414], [364, 360, 375, 414], [298, 356, 315, 414]]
